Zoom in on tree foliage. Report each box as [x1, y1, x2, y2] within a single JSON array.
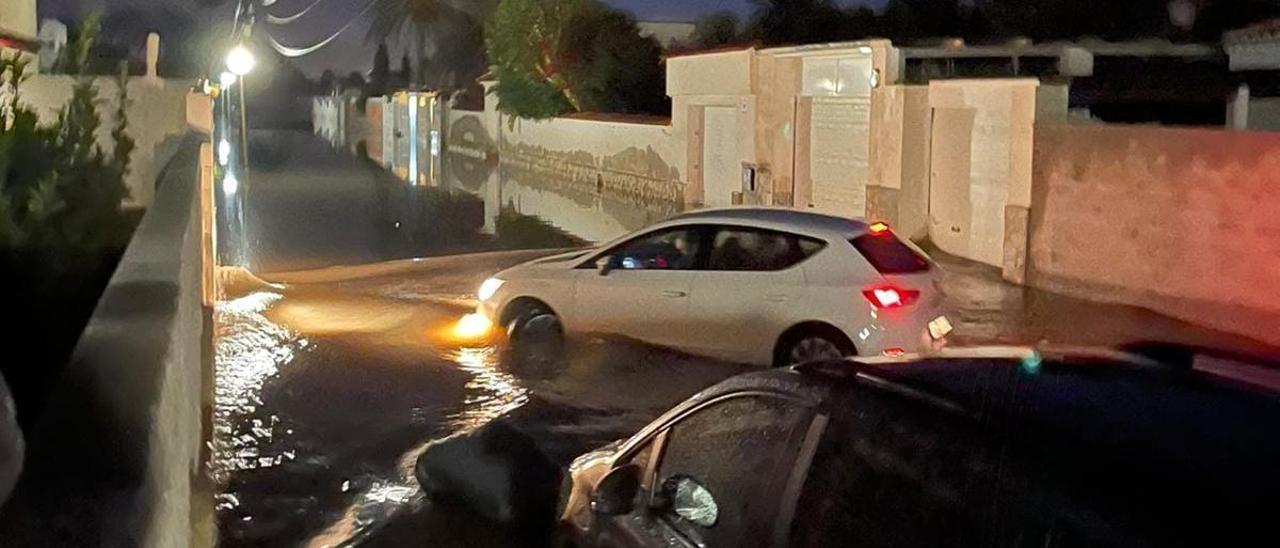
[[0, 17, 134, 254], [367, 0, 493, 90], [729, 0, 1277, 47], [487, 0, 666, 119], [370, 43, 391, 96], [694, 11, 742, 49]]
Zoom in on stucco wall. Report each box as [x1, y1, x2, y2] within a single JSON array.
[[20, 76, 194, 208], [1029, 124, 1280, 341], [867, 85, 931, 240], [667, 49, 755, 97], [0, 135, 212, 547], [928, 79, 1040, 270], [500, 114, 684, 211], [312, 96, 344, 147], [0, 0, 37, 38], [1248, 97, 1280, 131]]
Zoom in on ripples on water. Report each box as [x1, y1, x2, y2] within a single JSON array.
[[300, 343, 532, 546], [445, 345, 531, 431], [212, 291, 305, 500]]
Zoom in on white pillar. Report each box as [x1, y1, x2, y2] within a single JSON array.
[[145, 33, 160, 80], [1227, 84, 1251, 131]]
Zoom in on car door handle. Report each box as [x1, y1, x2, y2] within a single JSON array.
[[765, 294, 787, 302], [662, 290, 688, 298]]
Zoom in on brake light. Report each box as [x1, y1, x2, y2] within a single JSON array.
[[868, 222, 891, 235], [862, 285, 920, 309]]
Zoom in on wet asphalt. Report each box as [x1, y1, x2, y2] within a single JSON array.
[[214, 131, 1267, 547]]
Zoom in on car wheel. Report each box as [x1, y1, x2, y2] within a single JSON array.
[[506, 308, 566, 376], [777, 327, 855, 366]]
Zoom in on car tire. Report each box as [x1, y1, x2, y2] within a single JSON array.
[[775, 327, 855, 367], [506, 307, 566, 376]]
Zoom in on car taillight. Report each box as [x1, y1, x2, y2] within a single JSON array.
[[862, 285, 920, 309]]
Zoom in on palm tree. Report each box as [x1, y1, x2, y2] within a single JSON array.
[[365, 0, 494, 89]]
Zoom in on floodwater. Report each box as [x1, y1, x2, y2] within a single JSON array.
[[215, 131, 1270, 546]]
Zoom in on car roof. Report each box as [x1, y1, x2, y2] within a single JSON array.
[[663, 207, 870, 240]]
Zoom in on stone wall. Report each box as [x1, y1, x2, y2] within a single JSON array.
[[19, 75, 195, 208], [1028, 123, 1280, 344]]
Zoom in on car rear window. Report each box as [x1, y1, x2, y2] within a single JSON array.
[[850, 234, 930, 274]]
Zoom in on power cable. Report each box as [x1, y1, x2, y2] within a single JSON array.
[[265, 0, 379, 58], [265, 0, 331, 26]]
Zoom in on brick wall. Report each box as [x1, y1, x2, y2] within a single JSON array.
[[1028, 124, 1280, 342]]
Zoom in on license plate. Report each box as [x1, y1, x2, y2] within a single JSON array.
[[928, 316, 954, 340]]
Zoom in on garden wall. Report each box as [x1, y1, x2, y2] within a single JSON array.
[[1028, 123, 1280, 344], [19, 75, 194, 208]]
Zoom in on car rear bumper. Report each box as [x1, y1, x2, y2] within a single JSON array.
[[855, 305, 950, 356]]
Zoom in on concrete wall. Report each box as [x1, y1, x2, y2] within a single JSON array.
[[499, 114, 685, 237], [667, 49, 755, 96], [313, 96, 344, 148], [0, 135, 213, 547], [1028, 124, 1280, 343], [1248, 97, 1280, 131], [867, 85, 931, 240], [0, 0, 37, 39], [19, 76, 195, 208], [927, 79, 1041, 272]]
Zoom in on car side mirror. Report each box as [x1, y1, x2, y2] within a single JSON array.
[[595, 255, 613, 276], [659, 475, 718, 528], [591, 464, 640, 516]]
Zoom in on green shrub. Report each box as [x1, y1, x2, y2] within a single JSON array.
[[0, 15, 138, 422]]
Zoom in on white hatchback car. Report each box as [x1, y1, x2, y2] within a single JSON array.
[[476, 208, 951, 366]]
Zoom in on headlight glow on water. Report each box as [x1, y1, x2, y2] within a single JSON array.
[[477, 278, 504, 301]]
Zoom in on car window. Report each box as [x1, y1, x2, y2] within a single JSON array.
[[653, 395, 811, 547], [849, 232, 929, 274], [607, 227, 702, 271], [705, 227, 824, 271], [787, 389, 998, 548]]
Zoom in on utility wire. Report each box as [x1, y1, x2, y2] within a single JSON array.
[[265, 0, 379, 58], [265, 0, 331, 26]]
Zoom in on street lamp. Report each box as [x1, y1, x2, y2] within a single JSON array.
[[225, 45, 256, 174], [225, 45, 256, 77]]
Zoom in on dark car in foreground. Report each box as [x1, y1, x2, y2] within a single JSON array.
[[555, 346, 1280, 548]]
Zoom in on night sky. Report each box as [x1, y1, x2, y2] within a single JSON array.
[[37, 0, 884, 76]]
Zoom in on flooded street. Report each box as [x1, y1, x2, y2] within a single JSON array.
[[213, 254, 751, 546], [214, 131, 1269, 547]]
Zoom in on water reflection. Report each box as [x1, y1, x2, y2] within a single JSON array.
[[298, 344, 531, 546], [444, 346, 531, 431], [444, 143, 681, 244], [212, 290, 304, 487]]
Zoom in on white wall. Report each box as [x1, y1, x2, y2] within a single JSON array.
[[503, 116, 679, 168], [928, 79, 1039, 266], [312, 96, 344, 147], [667, 49, 755, 96], [0, 0, 37, 38], [20, 76, 195, 208]]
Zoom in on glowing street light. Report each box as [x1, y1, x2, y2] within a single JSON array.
[[218, 139, 232, 166], [223, 172, 239, 195], [225, 45, 256, 76], [224, 44, 255, 175]]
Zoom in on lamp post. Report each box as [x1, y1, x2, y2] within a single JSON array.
[[225, 45, 256, 173]]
